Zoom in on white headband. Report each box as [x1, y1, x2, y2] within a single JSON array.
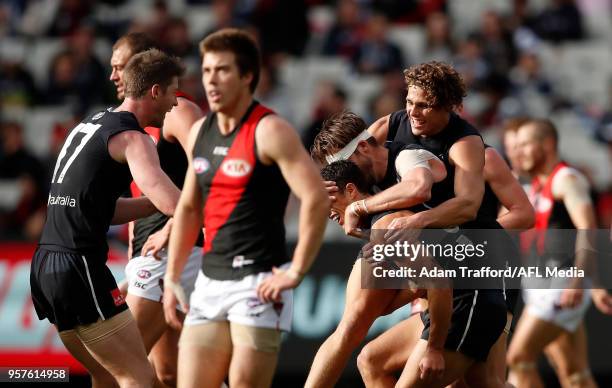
[[325, 130, 372, 164]]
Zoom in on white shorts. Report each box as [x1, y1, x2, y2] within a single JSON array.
[[184, 263, 293, 332], [125, 246, 202, 311], [522, 287, 592, 332]]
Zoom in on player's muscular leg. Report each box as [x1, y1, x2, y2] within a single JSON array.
[[59, 329, 118, 388], [305, 261, 399, 388], [126, 294, 168, 353], [395, 339, 474, 388], [177, 322, 232, 388], [78, 311, 155, 388], [507, 311, 564, 388], [544, 323, 596, 388], [357, 314, 424, 388], [149, 322, 183, 388]]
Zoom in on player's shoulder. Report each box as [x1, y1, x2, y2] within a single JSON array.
[[554, 165, 589, 187], [257, 113, 296, 138]]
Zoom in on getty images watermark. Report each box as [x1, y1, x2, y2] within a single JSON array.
[[359, 229, 610, 290]]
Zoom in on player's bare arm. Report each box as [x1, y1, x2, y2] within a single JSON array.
[[554, 172, 605, 309], [108, 130, 181, 216], [141, 97, 204, 257], [163, 117, 205, 328], [162, 96, 203, 152], [255, 115, 330, 302], [345, 151, 443, 236], [367, 114, 391, 144], [485, 147, 535, 229], [111, 197, 156, 225]]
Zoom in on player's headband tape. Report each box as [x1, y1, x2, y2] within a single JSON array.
[[325, 130, 373, 164]]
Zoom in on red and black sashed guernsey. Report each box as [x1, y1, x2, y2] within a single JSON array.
[[193, 101, 290, 280]]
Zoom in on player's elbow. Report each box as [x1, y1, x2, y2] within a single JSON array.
[[520, 205, 536, 229], [410, 179, 432, 205]]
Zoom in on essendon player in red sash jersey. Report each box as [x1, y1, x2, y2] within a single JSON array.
[[507, 119, 612, 388], [162, 29, 329, 387]]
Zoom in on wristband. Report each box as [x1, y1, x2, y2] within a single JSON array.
[[285, 268, 305, 282], [164, 277, 188, 307]]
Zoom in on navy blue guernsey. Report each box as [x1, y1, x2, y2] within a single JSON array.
[[40, 110, 143, 255], [192, 101, 290, 280], [386, 110, 496, 227]]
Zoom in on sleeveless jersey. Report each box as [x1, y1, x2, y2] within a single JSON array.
[[130, 92, 203, 257], [387, 110, 491, 227], [521, 162, 577, 263], [192, 101, 290, 280], [40, 110, 144, 254]]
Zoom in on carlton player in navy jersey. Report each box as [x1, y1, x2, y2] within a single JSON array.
[[30, 49, 184, 388], [110, 32, 204, 387], [161, 29, 329, 388]]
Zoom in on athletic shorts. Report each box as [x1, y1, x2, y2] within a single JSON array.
[[184, 263, 293, 332], [125, 246, 201, 311], [30, 247, 128, 332], [522, 287, 591, 332], [421, 289, 507, 362], [504, 288, 519, 315]]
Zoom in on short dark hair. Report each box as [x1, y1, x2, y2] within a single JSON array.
[[113, 32, 157, 55], [200, 28, 260, 93], [310, 110, 376, 164], [123, 49, 185, 98], [321, 160, 370, 194], [403, 61, 466, 110]]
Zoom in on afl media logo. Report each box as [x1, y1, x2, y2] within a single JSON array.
[[221, 158, 252, 178], [193, 157, 210, 174], [137, 269, 151, 279]]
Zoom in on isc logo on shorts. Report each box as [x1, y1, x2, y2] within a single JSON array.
[[221, 158, 252, 178], [193, 157, 210, 174], [137, 269, 151, 279]]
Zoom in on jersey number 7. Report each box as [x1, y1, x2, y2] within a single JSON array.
[[51, 122, 101, 184]]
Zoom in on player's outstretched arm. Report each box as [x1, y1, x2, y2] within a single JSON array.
[[485, 147, 535, 229], [109, 130, 181, 216], [256, 115, 330, 302]]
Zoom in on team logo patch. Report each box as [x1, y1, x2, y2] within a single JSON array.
[[221, 158, 252, 178], [111, 288, 126, 306], [137, 269, 151, 279], [193, 157, 210, 174]]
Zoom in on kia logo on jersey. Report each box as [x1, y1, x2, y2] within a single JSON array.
[[221, 158, 252, 178], [137, 269, 151, 279], [193, 157, 210, 174]]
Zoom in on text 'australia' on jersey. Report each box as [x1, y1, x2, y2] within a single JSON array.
[[40, 110, 144, 254], [193, 102, 290, 280]]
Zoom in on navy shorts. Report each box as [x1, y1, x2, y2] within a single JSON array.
[[421, 289, 506, 362], [30, 247, 128, 332]]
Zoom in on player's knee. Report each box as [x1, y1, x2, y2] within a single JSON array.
[[506, 346, 535, 367], [155, 362, 177, 387], [91, 373, 119, 388], [356, 345, 378, 375]]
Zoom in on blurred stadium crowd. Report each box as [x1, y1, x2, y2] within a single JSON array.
[[0, 0, 611, 242]]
